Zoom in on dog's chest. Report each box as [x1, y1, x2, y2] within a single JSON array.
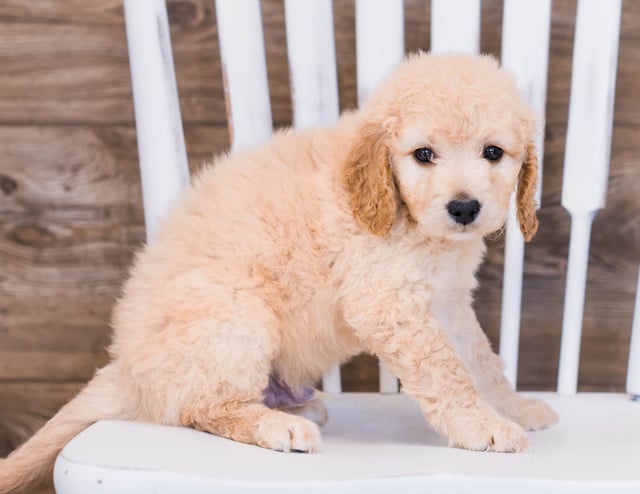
[[426, 243, 484, 356], [420, 239, 483, 293]]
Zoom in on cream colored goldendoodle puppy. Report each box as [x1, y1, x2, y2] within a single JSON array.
[[0, 53, 558, 493]]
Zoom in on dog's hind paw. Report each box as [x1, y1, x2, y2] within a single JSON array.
[[256, 412, 322, 453]]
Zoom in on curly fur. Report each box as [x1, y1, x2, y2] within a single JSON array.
[[344, 121, 397, 236], [0, 53, 558, 493], [517, 141, 540, 241]]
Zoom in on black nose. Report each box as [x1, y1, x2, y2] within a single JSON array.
[[447, 199, 481, 225]]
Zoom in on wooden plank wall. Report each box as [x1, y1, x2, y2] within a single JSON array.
[[0, 1, 638, 491]]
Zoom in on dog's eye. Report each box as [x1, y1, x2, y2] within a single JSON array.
[[413, 148, 435, 163], [483, 145, 504, 162]]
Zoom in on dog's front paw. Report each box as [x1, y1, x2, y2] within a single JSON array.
[[505, 397, 558, 431], [256, 413, 322, 453], [449, 415, 529, 453]]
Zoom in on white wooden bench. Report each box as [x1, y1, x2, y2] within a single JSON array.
[[53, 1, 640, 492]]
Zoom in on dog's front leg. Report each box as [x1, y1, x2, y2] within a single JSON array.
[[343, 290, 529, 453], [446, 307, 558, 431]]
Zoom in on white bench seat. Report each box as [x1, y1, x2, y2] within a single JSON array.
[[54, 392, 640, 494]]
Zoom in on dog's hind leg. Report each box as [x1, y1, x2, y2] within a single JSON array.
[[178, 363, 321, 452], [183, 401, 321, 452], [161, 291, 322, 453]]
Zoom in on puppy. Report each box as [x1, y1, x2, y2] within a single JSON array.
[[0, 53, 558, 493]]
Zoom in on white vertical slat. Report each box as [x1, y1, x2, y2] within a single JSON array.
[[283, 0, 340, 392], [499, 216, 526, 387], [215, 0, 272, 151], [626, 267, 640, 398], [498, 1, 551, 389], [123, 0, 190, 242], [322, 366, 342, 395], [355, 0, 404, 106], [430, 0, 481, 55], [355, 0, 404, 394], [557, 0, 622, 395], [284, 0, 339, 130]]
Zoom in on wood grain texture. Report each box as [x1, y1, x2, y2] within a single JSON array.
[[0, 124, 230, 382], [0, 383, 84, 494], [0, 3, 639, 493]]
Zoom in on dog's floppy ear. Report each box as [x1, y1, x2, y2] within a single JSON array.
[[516, 141, 539, 241], [344, 121, 396, 236]]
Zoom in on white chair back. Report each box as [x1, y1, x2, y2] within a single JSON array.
[[123, 0, 190, 241], [499, 0, 551, 388], [557, 0, 622, 394], [216, 0, 272, 152], [123, 0, 639, 398], [355, 0, 405, 393]]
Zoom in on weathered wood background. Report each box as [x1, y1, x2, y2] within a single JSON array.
[[0, 1, 638, 492]]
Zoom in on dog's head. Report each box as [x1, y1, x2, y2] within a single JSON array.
[[345, 53, 539, 242]]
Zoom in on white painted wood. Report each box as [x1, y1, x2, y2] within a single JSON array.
[[55, 393, 640, 493], [283, 0, 341, 391], [501, 0, 550, 207], [430, 0, 481, 55], [498, 1, 552, 389], [626, 267, 640, 398], [355, 0, 404, 393], [355, 0, 404, 106], [557, 0, 622, 395], [558, 212, 596, 395], [215, 0, 272, 151], [322, 365, 342, 394], [123, 0, 190, 242], [561, 0, 622, 215], [499, 213, 525, 388], [378, 363, 399, 394], [284, 0, 339, 129]]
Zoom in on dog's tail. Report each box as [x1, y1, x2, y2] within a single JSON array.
[[0, 363, 126, 494]]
